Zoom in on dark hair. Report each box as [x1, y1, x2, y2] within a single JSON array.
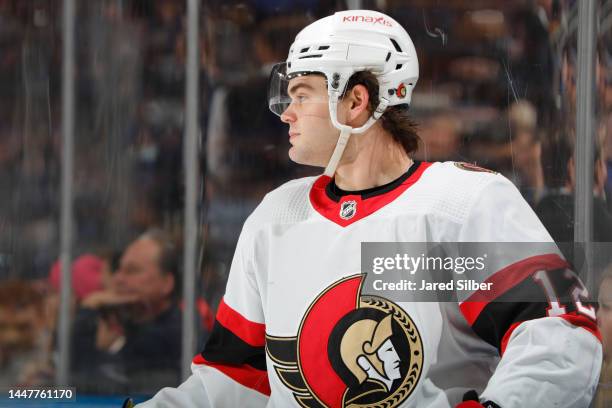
[[342, 71, 420, 155], [140, 228, 180, 299], [541, 125, 603, 188]]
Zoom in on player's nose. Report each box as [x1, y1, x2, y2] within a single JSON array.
[[280, 105, 296, 124]]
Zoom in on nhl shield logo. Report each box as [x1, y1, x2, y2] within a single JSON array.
[[340, 200, 357, 220]]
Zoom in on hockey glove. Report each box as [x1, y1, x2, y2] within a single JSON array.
[[455, 390, 501, 408]]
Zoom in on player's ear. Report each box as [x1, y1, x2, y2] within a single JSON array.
[[346, 84, 370, 122]]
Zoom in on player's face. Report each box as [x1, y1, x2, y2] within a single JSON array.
[[280, 75, 343, 167], [376, 338, 401, 381], [597, 277, 612, 358]]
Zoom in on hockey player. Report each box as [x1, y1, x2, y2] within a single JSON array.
[[137, 10, 601, 408]]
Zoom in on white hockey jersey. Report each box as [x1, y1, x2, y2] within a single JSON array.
[[141, 161, 602, 408]]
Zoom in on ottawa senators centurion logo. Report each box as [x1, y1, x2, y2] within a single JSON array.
[[266, 275, 424, 408]]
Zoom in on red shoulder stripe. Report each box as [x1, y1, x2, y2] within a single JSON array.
[[216, 298, 266, 347], [192, 354, 271, 396], [460, 254, 569, 325], [499, 321, 523, 356], [558, 312, 601, 342]]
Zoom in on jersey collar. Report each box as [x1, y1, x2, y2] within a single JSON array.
[[309, 161, 432, 227]]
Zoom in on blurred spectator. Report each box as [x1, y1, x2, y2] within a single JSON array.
[[413, 111, 463, 162], [71, 229, 184, 394], [602, 113, 612, 213], [466, 100, 544, 204], [44, 254, 106, 342], [536, 127, 612, 265], [506, 3, 556, 122], [8, 253, 110, 387], [48, 254, 105, 303], [506, 100, 545, 203], [0, 279, 49, 387]]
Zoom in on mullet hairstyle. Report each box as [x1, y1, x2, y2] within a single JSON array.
[[341, 71, 420, 155]]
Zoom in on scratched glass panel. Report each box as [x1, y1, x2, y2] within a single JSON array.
[[0, 0, 192, 397], [529, 0, 582, 277], [1, 0, 608, 402], [595, 1, 612, 252], [0, 0, 61, 391], [198, 2, 325, 311], [378, 1, 561, 208], [594, 2, 612, 407], [66, 0, 189, 396]]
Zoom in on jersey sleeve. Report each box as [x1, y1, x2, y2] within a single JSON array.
[[138, 216, 269, 408], [457, 175, 602, 407]]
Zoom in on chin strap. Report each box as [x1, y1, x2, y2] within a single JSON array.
[[324, 126, 352, 177], [324, 94, 389, 177]]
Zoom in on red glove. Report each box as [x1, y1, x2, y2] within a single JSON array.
[[456, 402, 485, 408], [456, 390, 500, 408]]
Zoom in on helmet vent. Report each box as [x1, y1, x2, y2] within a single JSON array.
[[390, 38, 402, 52], [300, 47, 310, 53], [396, 64, 403, 70], [385, 52, 391, 62], [318, 45, 330, 50], [298, 54, 322, 59]]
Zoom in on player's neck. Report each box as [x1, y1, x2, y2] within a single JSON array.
[[333, 129, 412, 191]]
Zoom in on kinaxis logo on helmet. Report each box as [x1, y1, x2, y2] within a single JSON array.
[[342, 15, 393, 27], [267, 275, 424, 408]]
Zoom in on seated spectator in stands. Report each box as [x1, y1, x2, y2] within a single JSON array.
[[0, 279, 48, 387], [413, 111, 464, 163], [601, 114, 612, 213], [506, 100, 545, 203], [536, 128, 612, 242], [46, 254, 106, 318], [71, 230, 182, 394], [9, 254, 108, 387], [536, 128, 612, 268], [468, 100, 544, 205]]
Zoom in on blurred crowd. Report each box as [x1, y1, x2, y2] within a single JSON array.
[[1, 0, 612, 400]]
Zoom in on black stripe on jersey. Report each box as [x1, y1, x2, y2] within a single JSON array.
[[325, 161, 422, 202], [469, 267, 590, 353], [201, 320, 266, 371], [296, 394, 327, 408], [265, 335, 298, 365]]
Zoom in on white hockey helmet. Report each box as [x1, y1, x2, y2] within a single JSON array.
[[267, 10, 419, 176]]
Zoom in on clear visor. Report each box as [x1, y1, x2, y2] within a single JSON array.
[[267, 62, 329, 117]]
